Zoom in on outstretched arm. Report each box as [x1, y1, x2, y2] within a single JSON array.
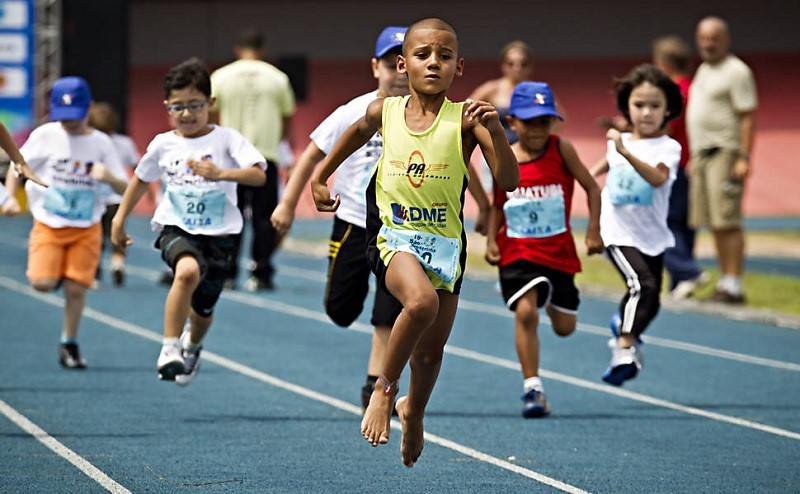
[[311, 98, 383, 212], [271, 141, 326, 235], [560, 138, 604, 255]]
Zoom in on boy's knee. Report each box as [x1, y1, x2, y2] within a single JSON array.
[[403, 296, 438, 327], [173, 256, 202, 285], [31, 280, 59, 292], [515, 304, 539, 329]]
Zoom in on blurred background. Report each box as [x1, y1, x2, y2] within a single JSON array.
[[2, 0, 799, 218]]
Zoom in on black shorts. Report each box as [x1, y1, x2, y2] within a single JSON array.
[[499, 259, 580, 313], [326, 217, 402, 328], [156, 226, 235, 317]]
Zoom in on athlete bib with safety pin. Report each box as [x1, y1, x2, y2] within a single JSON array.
[[43, 187, 96, 220], [380, 225, 460, 284], [167, 186, 226, 229], [607, 165, 654, 206], [503, 195, 567, 239]]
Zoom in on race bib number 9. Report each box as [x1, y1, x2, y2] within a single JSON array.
[[607, 165, 653, 206], [168, 186, 226, 229], [380, 225, 460, 284], [43, 187, 96, 220], [503, 196, 566, 239]]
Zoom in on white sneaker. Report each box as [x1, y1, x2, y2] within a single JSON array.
[[670, 271, 711, 301], [157, 344, 185, 381], [602, 338, 644, 386], [175, 327, 202, 387]]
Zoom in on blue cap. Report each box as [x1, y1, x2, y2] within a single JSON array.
[[375, 26, 407, 58], [508, 81, 563, 121], [50, 76, 92, 121]]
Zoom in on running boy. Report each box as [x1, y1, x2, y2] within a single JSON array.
[[4, 76, 128, 368], [111, 59, 266, 385], [311, 18, 518, 467], [485, 81, 603, 418], [590, 64, 683, 386], [272, 26, 491, 412]]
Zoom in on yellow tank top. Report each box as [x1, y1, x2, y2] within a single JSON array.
[[372, 95, 469, 291]]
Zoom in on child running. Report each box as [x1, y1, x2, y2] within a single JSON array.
[[4, 77, 128, 368], [272, 25, 491, 412], [485, 81, 603, 417], [590, 64, 683, 386], [311, 18, 518, 467], [111, 59, 266, 385]]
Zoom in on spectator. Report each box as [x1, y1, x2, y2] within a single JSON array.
[[210, 29, 296, 291], [652, 35, 709, 300], [686, 16, 757, 304]]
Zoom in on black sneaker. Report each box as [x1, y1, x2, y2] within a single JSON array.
[[59, 343, 87, 369]]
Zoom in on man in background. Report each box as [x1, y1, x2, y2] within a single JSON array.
[[211, 29, 296, 291]]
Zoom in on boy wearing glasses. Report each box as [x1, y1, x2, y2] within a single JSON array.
[[111, 59, 266, 385]]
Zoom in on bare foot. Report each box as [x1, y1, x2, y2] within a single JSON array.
[[395, 396, 424, 467], [361, 387, 396, 446]]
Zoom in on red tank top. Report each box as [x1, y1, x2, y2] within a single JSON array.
[[494, 135, 581, 274]]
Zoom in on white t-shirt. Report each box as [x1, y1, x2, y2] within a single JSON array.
[[21, 122, 126, 228], [101, 133, 142, 205], [311, 91, 381, 229], [599, 133, 681, 256], [136, 125, 265, 236]]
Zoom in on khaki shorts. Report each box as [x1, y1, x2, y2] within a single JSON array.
[[688, 148, 743, 230], [27, 220, 102, 288]]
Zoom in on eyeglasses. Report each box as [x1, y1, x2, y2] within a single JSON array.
[[166, 101, 208, 114]]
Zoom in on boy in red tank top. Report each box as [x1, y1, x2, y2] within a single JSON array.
[[485, 81, 604, 417]]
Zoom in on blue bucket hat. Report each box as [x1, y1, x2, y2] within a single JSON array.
[[508, 81, 563, 121]]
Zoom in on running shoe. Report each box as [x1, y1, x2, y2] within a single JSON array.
[[521, 389, 550, 418], [157, 344, 185, 381], [602, 338, 644, 386], [175, 328, 202, 386], [59, 343, 87, 369]]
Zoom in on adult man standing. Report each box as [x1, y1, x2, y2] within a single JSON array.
[[652, 35, 708, 300], [211, 29, 296, 291], [686, 16, 757, 304]]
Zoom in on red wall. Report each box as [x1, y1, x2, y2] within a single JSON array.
[[128, 54, 800, 218]]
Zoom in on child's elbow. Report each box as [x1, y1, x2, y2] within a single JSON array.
[[498, 172, 520, 192]]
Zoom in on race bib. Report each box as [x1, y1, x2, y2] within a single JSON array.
[[43, 187, 96, 220], [380, 225, 460, 284], [607, 165, 653, 206], [168, 186, 226, 229], [503, 195, 566, 239]]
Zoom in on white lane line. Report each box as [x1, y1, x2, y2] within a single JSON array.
[[4, 233, 797, 371], [90, 267, 800, 442], [255, 262, 800, 373], [0, 399, 132, 494], [0, 276, 590, 494]]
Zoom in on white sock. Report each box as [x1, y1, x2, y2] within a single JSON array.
[[162, 337, 179, 348], [523, 377, 544, 394]]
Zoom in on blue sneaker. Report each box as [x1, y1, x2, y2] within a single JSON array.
[[602, 338, 644, 386], [521, 389, 550, 418]]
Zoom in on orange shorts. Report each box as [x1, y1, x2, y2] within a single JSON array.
[[27, 220, 102, 288]]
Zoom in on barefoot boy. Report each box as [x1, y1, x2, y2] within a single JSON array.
[[311, 18, 518, 467]]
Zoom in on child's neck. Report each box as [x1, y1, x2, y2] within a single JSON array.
[[405, 91, 445, 132], [631, 129, 665, 140], [513, 140, 548, 161]]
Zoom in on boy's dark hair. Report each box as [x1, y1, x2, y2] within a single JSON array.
[[235, 29, 264, 51], [652, 35, 692, 74], [404, 18, 458, 55], [164, 58, 212, 99], [614, 64, 683, 129]]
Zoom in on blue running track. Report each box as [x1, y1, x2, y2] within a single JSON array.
[[1, 215, 798, 493]]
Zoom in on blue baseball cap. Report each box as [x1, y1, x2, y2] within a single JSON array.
[[50, 76, 92, 121], [508, 81, 563, 121], [375, 26, 407, 58]]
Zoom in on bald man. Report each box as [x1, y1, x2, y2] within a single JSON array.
[[686, 16, 757, 304]]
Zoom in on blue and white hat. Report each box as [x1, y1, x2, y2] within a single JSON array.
[[50, 76, 92, 121], [508, 81, 563, 121], [375, 26, 407, 58]]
